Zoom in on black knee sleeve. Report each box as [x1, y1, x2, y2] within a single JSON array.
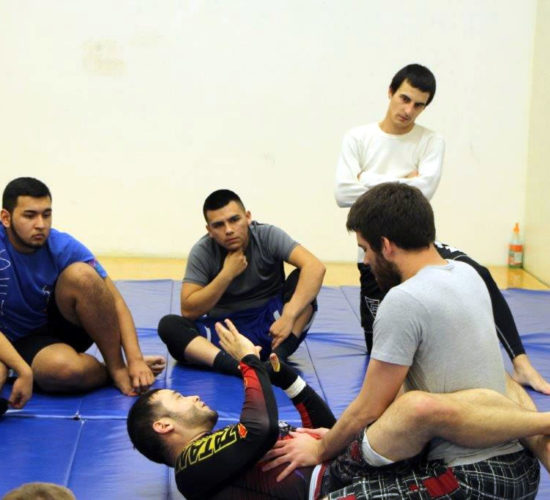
[[282, 268, 318, 323], [157, 314, 199, 362]]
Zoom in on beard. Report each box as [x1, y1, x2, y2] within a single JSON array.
[[371, 252, 402, 293], [9, 219, 48, 251], [177, 406, 219, 430]]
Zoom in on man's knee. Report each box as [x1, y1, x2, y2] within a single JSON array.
[[32, 348, 90, 390], [56, 262, 106, 301], [158, 315, 200, 361], [282, 269, 300, 303], [396, 391, 458, 429]]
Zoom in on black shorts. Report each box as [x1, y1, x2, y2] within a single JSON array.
[[11, 293, 93, 365]]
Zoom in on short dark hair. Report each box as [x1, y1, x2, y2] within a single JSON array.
[[346, 183, 435, 252], [202, 189, 245, 220], [127, 389, 172, 465], [389, 64, 436, 105], [2, 177, 52, 213]]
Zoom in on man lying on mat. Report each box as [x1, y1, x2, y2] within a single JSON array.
[[0, 177, 165, 397], [157, 188, 325, 376], [128, 319, 550, 500]]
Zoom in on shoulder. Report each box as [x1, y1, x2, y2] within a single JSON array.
[[413, 124, 445, 146], [250, 221, 293, 242], [189, 234, 216, 256], [47, 228, 86, 253]]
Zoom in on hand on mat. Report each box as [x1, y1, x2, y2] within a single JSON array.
[[269, 313, 294, 349], [128, 358, 156, 394], [262, 430, 322, 481], [216, 319, 261, 361], [222, 250, 248, 279], [8, 369, 33, 409]]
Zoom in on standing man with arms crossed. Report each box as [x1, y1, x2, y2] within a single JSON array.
[[0, 177, 165, 396], [266, 183, 543, 498], [158, 189, 325, 376], [334, 63, 549, 393]]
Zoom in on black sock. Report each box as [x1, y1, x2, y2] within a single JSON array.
[[291, 386, 336, 428], [273, 333, 301, 360], [213, 351, 241, 377]]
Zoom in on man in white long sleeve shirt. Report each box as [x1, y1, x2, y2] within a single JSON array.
[[335, 64, 443, 353], [335, 64, 444, 208], [331, 64, 550, 396]]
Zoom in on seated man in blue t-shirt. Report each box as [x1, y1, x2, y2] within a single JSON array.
[[0, 177, 165, 398], [157, 189, 326, 375]]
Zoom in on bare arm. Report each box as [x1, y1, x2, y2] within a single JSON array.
[[104, 277, 154, 393], [0, 332, 33, 408], [180, 250, 247, 319], [269, 245, 326, 348]]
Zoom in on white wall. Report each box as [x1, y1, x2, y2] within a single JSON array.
[[525, 0, 550, 285], [0, 0, 537, 264]]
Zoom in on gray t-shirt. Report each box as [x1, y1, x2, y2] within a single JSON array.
[[184, 221, 298, 317], [372, 260, 522, 466]]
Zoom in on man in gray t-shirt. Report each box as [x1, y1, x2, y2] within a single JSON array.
[[265, 183, 541, 499], [157, 189, 325, 375]]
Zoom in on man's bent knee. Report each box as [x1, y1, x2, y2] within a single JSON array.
[[56, 262, 104, 295], [396, 391, 458, 429], [32, 345, 94, 391], [158, 315, 200, 362]]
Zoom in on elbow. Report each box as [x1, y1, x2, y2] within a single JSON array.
[[180, 305, 200, 321], [249, 414, 280, 452]]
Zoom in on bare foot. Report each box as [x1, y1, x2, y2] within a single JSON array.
[[110, 366, 135, 396], [512, 354, 550, 395], [144, 355, 166, 376]]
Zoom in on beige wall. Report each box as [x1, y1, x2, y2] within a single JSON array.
[[0, 1, 539, 265], [525, 0, 550, 285]]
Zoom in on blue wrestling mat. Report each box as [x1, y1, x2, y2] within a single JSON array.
[[1, 281, 549, 499]]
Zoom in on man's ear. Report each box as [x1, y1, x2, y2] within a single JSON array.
[[380, 237, 394, 257], [153, 418, 175, 435], [245, 210, 252, 224], [0, 209, 11, 229], [206, 223, 213, 238], [388, 86, 394, 99]]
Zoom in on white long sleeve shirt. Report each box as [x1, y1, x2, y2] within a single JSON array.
[[334, 123, 445, 207]]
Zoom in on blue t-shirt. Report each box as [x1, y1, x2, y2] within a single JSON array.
[[0, 226, 107, 341]]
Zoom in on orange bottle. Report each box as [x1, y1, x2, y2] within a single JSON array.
[[508, 223, 523, 269]]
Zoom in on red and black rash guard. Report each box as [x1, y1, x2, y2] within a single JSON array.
[[174, 355, 336, 499], [175, 355, 279, 499]]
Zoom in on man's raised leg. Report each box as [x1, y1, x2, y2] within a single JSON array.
[[366, 388, 550, 469], [36, 262, 133, 394]]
